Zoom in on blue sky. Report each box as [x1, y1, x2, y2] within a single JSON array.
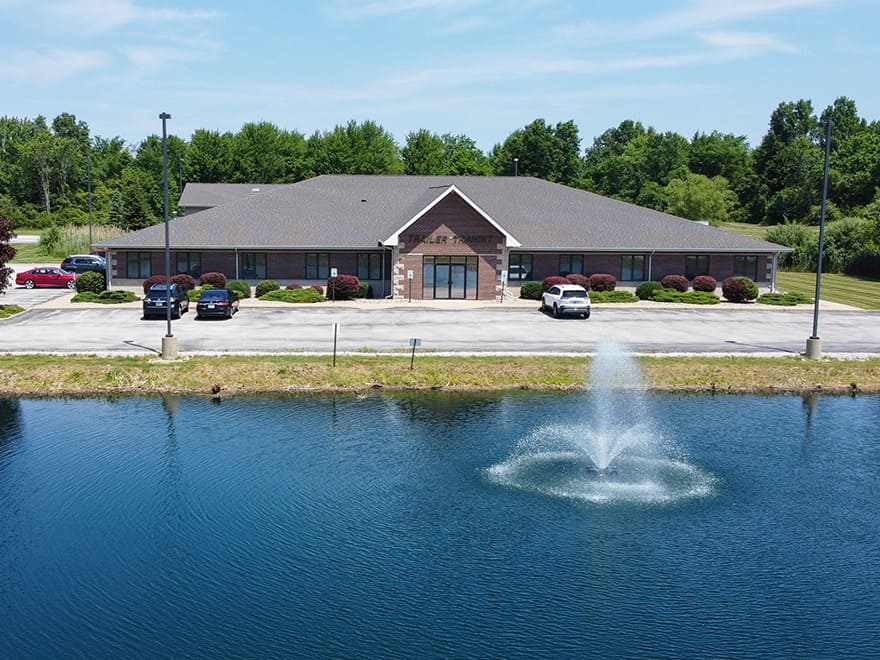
[[3, 0, 878, 152]]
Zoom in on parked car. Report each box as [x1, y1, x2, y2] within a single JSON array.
[[196, 288, 240, 319], [143, 283, 189, 319], [89, 249, 107, 259], [15, 267, 77, 289], [60, 254, 106, 275], [540, 283, 591, 318]]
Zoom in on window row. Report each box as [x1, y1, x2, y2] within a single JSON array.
[[506, 254, 759, 281], [126, 252, 386, 281]]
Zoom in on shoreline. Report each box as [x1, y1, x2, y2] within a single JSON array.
[[1, 353, 878, 397]]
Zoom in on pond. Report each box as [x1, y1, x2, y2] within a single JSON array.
[[0, 391, 878, 658]]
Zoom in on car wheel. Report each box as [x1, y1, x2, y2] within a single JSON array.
[[553, 304, 559, 318], [583, 311, 590, 319], [66, 280, 76, 289], [24, 279, 35, 289], [539, 299, 546, 312]]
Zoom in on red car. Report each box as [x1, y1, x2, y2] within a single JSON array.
[[15, 267, 77, 289]]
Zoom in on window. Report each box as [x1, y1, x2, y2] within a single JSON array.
[[734, 255, 757, 279], [242, 253, 267, 279], [306, 253, 329, 279], [357, 253, 382, 280], [508, 254, 533, 281], [126, 252, 151, 278], [176, 252, 201, 277], [621, 255, 645, 281], [686, 255, 710, 279], [559, 254, 583, 275]]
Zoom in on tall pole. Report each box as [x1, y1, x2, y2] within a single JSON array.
[[160, 112, 175, 350], [84, 154, 92, 247], [806, 119, 832, 359], [178, 157, 183, 197], [514, 157, 518, 177]]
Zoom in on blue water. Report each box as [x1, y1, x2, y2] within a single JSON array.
[[0, 393, 878, 658]]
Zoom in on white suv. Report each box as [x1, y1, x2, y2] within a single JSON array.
[[541, 284, 591, 319]]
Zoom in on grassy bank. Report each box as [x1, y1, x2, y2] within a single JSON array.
[[0, 354, 877, 397]]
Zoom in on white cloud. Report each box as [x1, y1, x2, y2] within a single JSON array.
[[45, 0, 222, 34], [0, 48, 106, 82], [697, 31, 799, 55], [325, 0, 488, 20]]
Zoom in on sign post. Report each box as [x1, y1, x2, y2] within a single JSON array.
[[409, 338, 421, 369], [330, 267, 338, 302], [407, 269, 414, 303], [332, 322, 338, 367]]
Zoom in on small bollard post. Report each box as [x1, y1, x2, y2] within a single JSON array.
[[332, 322, 338, 367]]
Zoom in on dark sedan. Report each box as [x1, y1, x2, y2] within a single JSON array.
[[60, 254, 106, 275], [143, 283, 189, 319], [196, 289, 240, 319], [15, 267, 77, 289]]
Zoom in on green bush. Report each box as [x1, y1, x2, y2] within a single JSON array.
[[188, 285, 214, 301], [259, 288, 326, 303], [635, 281, 663, 300], [0, 304, 25, 319], [357, 281, 373, 298], [722, 276, 759, 303], [650, 289, 720, 304], [588, 290, 639, 303], [255, 279, 280, 297], [75, 270, 106, 294], [757, 292, 813, 306], [227, 280, 251, 299], [519, 281, 543, 300], [71, 290, 140, 304]]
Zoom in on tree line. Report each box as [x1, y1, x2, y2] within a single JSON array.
[[1, 97, 878, 275]]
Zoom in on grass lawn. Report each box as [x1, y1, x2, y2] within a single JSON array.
[[720, 221, 821, 240], [776, 271, 880, 310]]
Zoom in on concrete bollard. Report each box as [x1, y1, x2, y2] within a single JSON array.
[[805, 337, 822, 359], [161, 335, 179, 360]]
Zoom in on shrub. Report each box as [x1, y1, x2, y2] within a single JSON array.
[[565, 273, 590, 289], [227, 280, 251, 299], [75, 270, 105, 294], [200, 272, 227, 288], [312, 285, 324, 296], [255, 279, 280, 298], [660, 274, 689, 292], [357, 281, 373, 298], [172, 273, 196, 292], [519, 281, 543, 300], [635, 281, 663, 300], [722, 276, 759, 303], [285, 282, 303, 290], [757, 292, 812, 306], [0, 304, 25, 319], [326, 274, 360, 300], [588, 290, 639, 303], [72, 290, 140, 304], [142, 275, 167, 293], [650, 289, 720, 304], [589, 273, 617, 292], [692, 275, 717, 292], [259, 288, 326, 303], [542, 276, 570, 292]]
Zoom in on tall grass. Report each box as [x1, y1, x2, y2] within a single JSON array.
[[38, 224, 125, 258]]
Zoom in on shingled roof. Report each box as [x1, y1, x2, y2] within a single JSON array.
[[103, 175, 789, 254]]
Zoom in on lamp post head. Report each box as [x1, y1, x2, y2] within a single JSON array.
[[159, 112, 171, 120]]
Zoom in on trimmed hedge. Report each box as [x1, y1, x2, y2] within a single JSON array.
[[519, 281, 543, 300], [357, 281, 373, 298], [259, 288, 326, 303], [200, 272, 227, 288], [327, 274, 360, 300], [588, 290, 639, 303], [542, 276, 569, 292], [635, 281, 663, 300], [722, 276, 759, 303], [285, 283, 303, 290], [72, 290, 140, 304], [75, 270, 106, 294], [757, 292, 812, 306], [660, 274, 689, 292], [650, 289, 720, 304], [255, 279, 280, 298], [589, 273, 617, 292], [692, 275, 717, 292], [227, 280, 251, 299], [565, 273, 590, 289]]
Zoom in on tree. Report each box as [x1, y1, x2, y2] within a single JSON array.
[[0, 214, 15, 295], [818, 96, 866, 151], [440, 133, 489, 175], [402, 129, 445, 174], [118, 166, 158, 231], [830, 125, 880, 210], [186, 129, 234, 183], [490, 119, 582, 185], [664, 173, 737, 225], [308, 120, 403, 175], [231, 121, 287, 182]]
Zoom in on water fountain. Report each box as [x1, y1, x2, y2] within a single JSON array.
[[487, 340, 716, 504]]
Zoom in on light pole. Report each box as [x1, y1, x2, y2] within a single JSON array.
[[83, 154, 92, 247], [178, 157, 183, 196], [514, 157, 519, 177], [806, 118, 832, 359], [160, 112, 178, 359]]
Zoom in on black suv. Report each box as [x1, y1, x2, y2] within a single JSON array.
[[61, 254, 106, 275], [143, 283, 190, 319]]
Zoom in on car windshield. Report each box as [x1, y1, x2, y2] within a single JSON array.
[[200, 290, 227, 301], [562, 290, 587, 298]]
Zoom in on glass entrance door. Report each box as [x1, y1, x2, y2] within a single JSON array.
[[423, 256, 478, 299]]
